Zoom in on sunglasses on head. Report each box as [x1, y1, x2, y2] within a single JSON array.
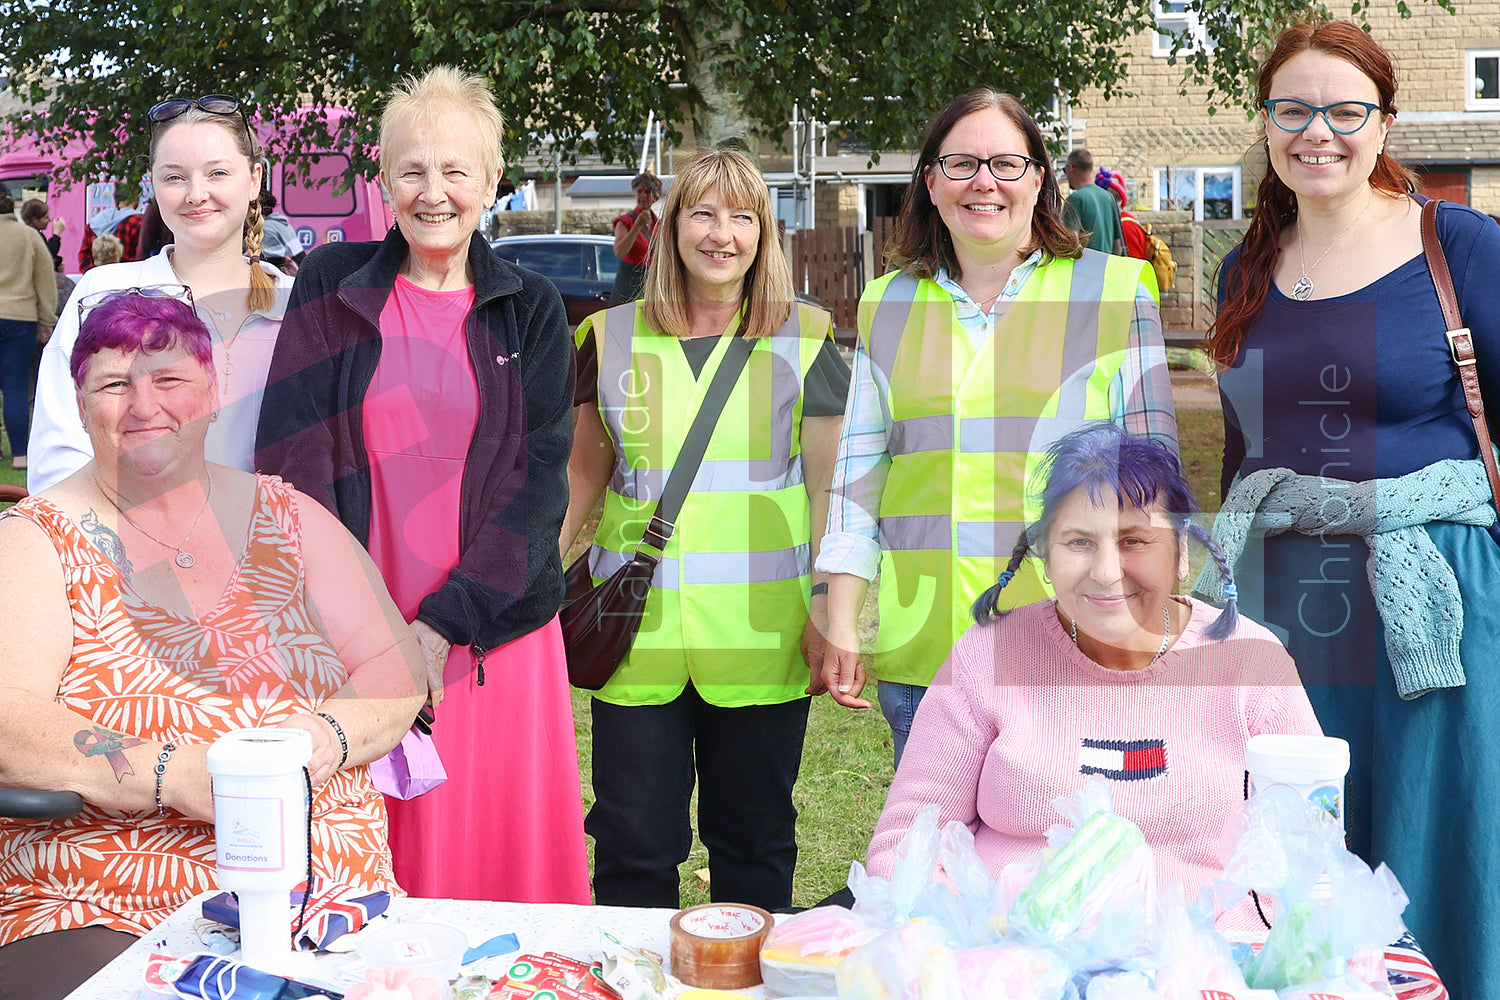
[[147, 95, 243, 124], [77, 284, 195, 323]]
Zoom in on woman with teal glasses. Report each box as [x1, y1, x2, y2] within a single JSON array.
[[1208, 21, 1500, 996]]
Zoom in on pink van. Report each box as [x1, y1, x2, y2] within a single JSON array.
[[1, 106, 391, 273]]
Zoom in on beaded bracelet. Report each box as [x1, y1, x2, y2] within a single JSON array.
[[154, 742, 177, 817], [317, 712, 349, 770]]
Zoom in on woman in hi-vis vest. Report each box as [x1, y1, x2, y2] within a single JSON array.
[[562, 148, 850, 910], [817, 90, 1178, 766]]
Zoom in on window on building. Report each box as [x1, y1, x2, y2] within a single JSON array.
[[1152, 1, 1216, 57], [1469, 50, 1500, 111], [1154, 165, 1241, 220]]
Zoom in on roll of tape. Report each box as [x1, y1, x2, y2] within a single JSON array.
[[669, 903, 773, 989]]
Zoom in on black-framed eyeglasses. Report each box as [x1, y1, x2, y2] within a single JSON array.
[[1262, 99, 1381, 134], [929, 153, 1040, 182], [77, 284, 195, 323], [147, 95, 243, 125]]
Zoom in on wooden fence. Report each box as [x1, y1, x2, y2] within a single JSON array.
[[790, 226, 863, 330]]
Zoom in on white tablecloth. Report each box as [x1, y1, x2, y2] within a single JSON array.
[[64, 893, 769, 1000]]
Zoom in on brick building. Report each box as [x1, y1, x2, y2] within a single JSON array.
[[1070, 2, 1500, 218]]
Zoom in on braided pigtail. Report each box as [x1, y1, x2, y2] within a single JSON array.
[[243, 197, 274, 314], [1187, 521, 1240, 640], [971, 533, 1031, 625]]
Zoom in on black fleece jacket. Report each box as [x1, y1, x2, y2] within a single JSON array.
[[254, 228, 574, 661]]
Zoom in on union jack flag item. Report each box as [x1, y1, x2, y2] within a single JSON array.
[[200, 879, 390, 951]]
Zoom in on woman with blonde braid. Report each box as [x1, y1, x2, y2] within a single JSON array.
[[29, 95, 291, 492]]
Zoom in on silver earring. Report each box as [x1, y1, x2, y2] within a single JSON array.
[[210, 410, 220, 422]]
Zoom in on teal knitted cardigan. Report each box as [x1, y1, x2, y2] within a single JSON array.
[[1192, 457, 1496, 700]]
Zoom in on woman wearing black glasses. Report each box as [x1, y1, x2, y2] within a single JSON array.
[[28, 95, 290, 494], [1208, 22, 1500, 996], [816, 90, 1177, 765]]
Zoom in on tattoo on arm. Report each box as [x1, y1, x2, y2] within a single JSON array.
[[74, 726, 146, 783], [80, 509, 135, 576]]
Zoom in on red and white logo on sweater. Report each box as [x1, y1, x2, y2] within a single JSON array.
[[1079, 738, 1167, 780]]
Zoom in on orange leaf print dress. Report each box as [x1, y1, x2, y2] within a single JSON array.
[[0, 475, 396, 948]]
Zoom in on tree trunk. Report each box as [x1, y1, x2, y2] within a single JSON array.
[[678, 5, 760, 161]]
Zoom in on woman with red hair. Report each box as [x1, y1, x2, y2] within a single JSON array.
[[1208, 21, 1500, 994]]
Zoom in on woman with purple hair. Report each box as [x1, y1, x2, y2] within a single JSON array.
[[0, 289, 424, 999], [864, 423, 1321, 929]]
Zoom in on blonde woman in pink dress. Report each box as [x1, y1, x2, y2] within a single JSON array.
[[255, 67, 589, 903]]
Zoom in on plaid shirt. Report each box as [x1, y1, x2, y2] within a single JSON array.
[[78, 213, 143, 271], [816, 254, 1178, 580]]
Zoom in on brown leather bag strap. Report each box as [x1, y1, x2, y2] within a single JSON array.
[[1421, 197, 1500, 511]]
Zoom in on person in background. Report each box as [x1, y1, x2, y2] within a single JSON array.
[[1209, 20, 1500, 995], [817, 90, 1177, 766], [135, 198, 173, 259], [29, 93, 291, 494], [0, 190, 58, 471], [20, 200, 64, 272], [866, 424, 1320, 930], [1098, 168, 1150, 260], [78, 182, 143, 271], [562, 147, 848, 911], [257, 191, 306, 275], [256, 66, 589, 905], [0, 292, 425, 1000], [1064, 148, 1123, 254], [51, 260, 76, 318], [609, 172, 662, 302], [91, 234, 123, 267]]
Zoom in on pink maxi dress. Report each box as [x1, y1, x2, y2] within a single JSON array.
[[360, 276, 590, 902]]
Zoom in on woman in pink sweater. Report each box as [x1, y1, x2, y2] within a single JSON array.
[[866, 424, 1320, 927]]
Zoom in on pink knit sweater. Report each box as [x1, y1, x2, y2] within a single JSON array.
[[866, 597, 1321, 924]]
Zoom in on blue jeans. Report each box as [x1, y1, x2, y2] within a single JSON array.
[[0, 320, 37, 458], [878, 680, 927, 770]]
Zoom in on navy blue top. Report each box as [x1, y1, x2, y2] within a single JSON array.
[[1219, 198, 1500, 518]]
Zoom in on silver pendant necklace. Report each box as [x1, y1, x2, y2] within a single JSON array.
[[1291, 192, 1373, 301], [1069, 602, 1174, 666], [167, 249, 244, 397], [96, 474, 214, 569]]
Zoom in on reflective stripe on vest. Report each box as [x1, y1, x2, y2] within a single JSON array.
[[578, 301, 828, 706], [858, 252, 1150, 685], [588, 543, 811, 591]]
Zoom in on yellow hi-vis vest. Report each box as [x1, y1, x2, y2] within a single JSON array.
[[860, 250, 1155, 686], [576, 301, 831, 707]]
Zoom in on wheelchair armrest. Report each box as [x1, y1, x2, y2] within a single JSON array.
[[0, 788, 84, 819]]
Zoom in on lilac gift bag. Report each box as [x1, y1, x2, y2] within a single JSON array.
[[369, 726, 447, 799]]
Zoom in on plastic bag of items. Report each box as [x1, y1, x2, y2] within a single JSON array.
[[1215, 784, 1412, 994]]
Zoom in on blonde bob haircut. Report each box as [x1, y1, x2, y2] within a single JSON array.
[[642, 148, 794, 339], [380, 66, 506, 187]]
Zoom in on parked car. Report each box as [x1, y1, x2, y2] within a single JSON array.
[[489, 234, 619, 327], [490, 232, 843, 338]]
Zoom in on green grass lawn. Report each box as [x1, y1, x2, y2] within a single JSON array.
[[0, 430, 23, 492]]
